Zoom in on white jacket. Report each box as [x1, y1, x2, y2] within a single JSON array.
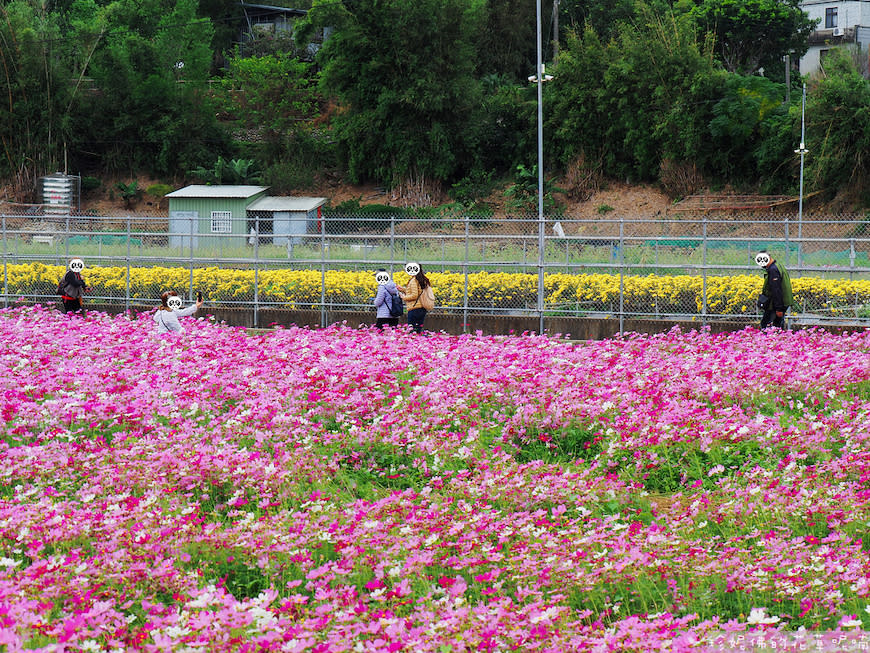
[[153, 305, 198, 333]]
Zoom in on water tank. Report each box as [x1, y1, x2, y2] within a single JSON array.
[[40, 173, 80, 215]]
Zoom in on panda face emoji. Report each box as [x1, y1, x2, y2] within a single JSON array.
[[69, 258, 85, 272], [755, 252, 771, 268], [404, 262, 420, 277], [167, 296, 183, 310], [375, 271, 390, 285]]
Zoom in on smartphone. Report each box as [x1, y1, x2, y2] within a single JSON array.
[[196, 291, 203, 302]]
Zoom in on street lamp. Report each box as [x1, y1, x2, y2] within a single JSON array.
[[795, 83, 808, 267], [531, 0, 553, 334]]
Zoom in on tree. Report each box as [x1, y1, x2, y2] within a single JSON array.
[[804, 50, 870, 201], [705, 73, 790, 182], [218, 51, 321, 140], [689, 0, 816, 76], [67, 0, 226, 176], [0, 0, 72, 193], [300, 0, 485, 189], [475, 0, 537, 81], [548, 8, 720, 182]]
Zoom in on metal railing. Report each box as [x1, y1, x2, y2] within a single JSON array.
[[2, 210, 869, 331]]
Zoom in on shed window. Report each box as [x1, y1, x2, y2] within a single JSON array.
[[825, 7, 837, 28], [211, 211, 232, 233]]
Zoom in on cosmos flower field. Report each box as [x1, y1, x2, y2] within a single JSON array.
[[3, 306, 870, 652]]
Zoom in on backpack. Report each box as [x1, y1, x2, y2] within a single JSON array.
[[420, 285, 435, 311], [388, 291, 404, 318], [57, 278, 67, 296]]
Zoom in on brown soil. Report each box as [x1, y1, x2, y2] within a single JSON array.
[[76, 176, 675, 221]]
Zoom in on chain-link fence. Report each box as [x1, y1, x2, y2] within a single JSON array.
[[2, 209, 869, 330]]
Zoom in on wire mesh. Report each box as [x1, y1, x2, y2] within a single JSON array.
[[2, 209, 869, 329]]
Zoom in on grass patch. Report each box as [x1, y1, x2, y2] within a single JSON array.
[[629, 440, 771, 494], [510, 419, 603, 464]]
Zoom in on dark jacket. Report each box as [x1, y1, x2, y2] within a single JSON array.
[[761, 261, 796, 312], [61, 271, 87, 299]]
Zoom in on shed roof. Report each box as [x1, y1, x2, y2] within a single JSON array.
[[166, 185, 269, 199], [247, 196, 327, 212]]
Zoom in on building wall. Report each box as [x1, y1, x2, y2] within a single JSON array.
[[168, 192, 268, 248], [800, 0, 870, 75], [802, 0, 870, 27]]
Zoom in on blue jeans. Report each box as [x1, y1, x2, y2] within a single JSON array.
[[407, 308, 427, 333]]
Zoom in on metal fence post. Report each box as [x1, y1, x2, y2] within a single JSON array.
[[2, 215, 7, 309], [65, 214, 70, 261], [254, 214, 260, 328], [390, 215, 396, 275], [320, 208, 327, 328], [619, 216, 625, 336], [538, 213, 545, 334], [702, 214, 708, 326], [851, 238, 856, 281], [188, 215, 195, 301], [784, 216, 790, 266], [463, 213, 470, 333], [126, 217, 131, 313]]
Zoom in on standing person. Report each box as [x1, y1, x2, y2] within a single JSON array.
[[154, 291, 204, 333], [397, 262, 434, 334], [756, 251, 796, 329], [58, 258, 88, 314], [373, 269, 401, 329]]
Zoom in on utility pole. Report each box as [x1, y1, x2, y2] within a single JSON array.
[[552, 0, 560, 62]]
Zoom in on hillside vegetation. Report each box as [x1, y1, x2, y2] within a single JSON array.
[[2, 0, 869, 212]]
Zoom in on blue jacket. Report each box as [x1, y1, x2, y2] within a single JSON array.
[[374, 281, 399, 318]]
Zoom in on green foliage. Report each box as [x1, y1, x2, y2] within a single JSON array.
[[145, 183, 171, 198], [573, 574, 809, 627], [597, 204, 615, 214], [449, 170, 497, 206], [635, 440, 770, 494], [805, 50, 870, 195], [303, 0, 485, 186], [260, 131, 339, 193], [66, 0, 227, 177], [475, 0, 537, 80], [180, 544, 272, 600], [504, 164, 561, 213], [115, 181, 142, 208], [472, 80, 535, 176], [0, 0, 72, 184], [705, 74, 791, 182], [511, 419, 602, 463], [80, 176, 102, 194], [218, 51, 321, 137], [0, 0, 856, 204], [548, 8, 802, 190], [190, 156, 262, 184]]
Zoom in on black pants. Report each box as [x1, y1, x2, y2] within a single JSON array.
[[760, 308, 786, 329], [407, 308, 427, 334], [62, 298, 83, 314], [376, 317, 399, 329]]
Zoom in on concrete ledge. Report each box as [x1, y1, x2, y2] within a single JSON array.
[[72, 303, 867, 338]]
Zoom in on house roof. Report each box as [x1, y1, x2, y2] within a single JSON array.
[[247, 196, 327, 212], [166, 185, 269, 199]]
